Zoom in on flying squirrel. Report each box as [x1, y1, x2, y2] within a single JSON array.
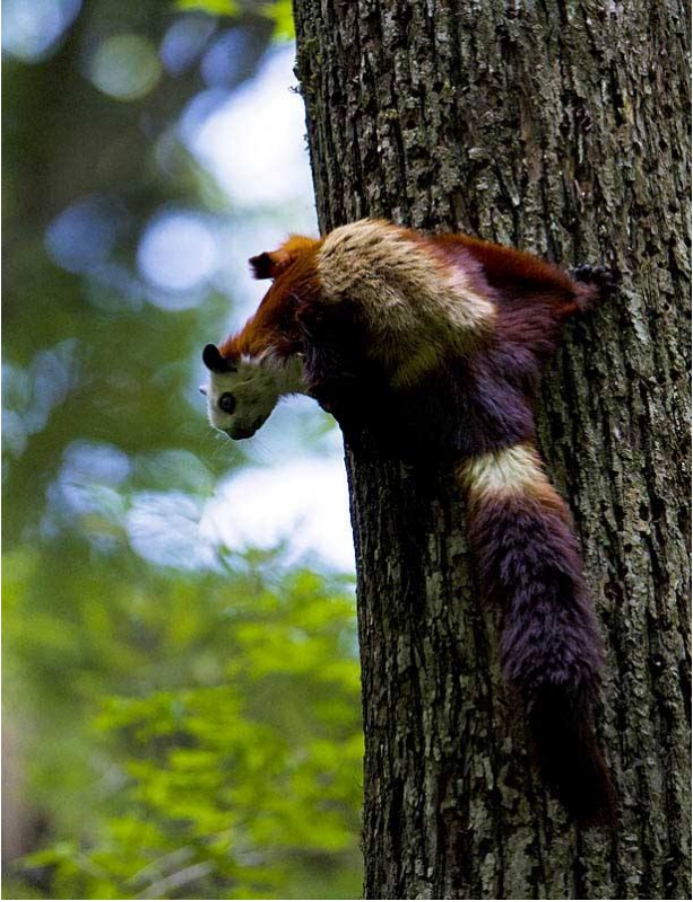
[[202, 218, 617, 825]]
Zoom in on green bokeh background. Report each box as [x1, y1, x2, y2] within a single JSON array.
[[3, 1, 362, 897]]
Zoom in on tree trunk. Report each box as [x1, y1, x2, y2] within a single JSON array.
[[292, 1, 691, 898]]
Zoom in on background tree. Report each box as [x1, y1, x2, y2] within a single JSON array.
[[293, 0, 691, 898]]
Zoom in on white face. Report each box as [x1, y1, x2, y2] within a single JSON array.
[[205, 357, 281, 440], [203, 354, 306, 440]]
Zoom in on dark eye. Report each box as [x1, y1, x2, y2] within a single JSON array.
[[218, 393, 236, 414]]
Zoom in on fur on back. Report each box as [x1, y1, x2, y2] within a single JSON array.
[[317, 220, 497, 386]]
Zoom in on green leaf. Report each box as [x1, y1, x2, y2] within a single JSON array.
[[269, 0, 296, 40], [176, 0, 239, 14]]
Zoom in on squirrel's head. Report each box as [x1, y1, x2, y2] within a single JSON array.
[[201, 344, 283, 440], [201, 235, 319, 439], [201, 343, 305, 440]]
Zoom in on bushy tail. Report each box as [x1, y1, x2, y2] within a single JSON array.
[[459, 443, 615, 825]]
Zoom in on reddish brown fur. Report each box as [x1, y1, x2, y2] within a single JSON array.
[[218, 227, 591, 367], [433, 233, 574, 294], [220, 237, 323, 360], [206, 222, 616, 823], [249, 234, 322, 281]]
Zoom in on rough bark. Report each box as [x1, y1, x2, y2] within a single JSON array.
[[292, 1, 691, 898]]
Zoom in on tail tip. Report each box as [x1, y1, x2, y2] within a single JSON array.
[[561, 763, 618, 829], [528, 683, 617, 828]]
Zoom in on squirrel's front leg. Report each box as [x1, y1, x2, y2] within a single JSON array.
[[295, 297, 380, 433]]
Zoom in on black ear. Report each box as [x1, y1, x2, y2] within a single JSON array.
[[202, 343, 236, 374], [249, 252, 276, 280]]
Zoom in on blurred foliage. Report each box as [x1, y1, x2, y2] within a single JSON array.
[[178, 0, 295, 40], [3, 0, 360, 899], [12, 564, 362, 899]]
